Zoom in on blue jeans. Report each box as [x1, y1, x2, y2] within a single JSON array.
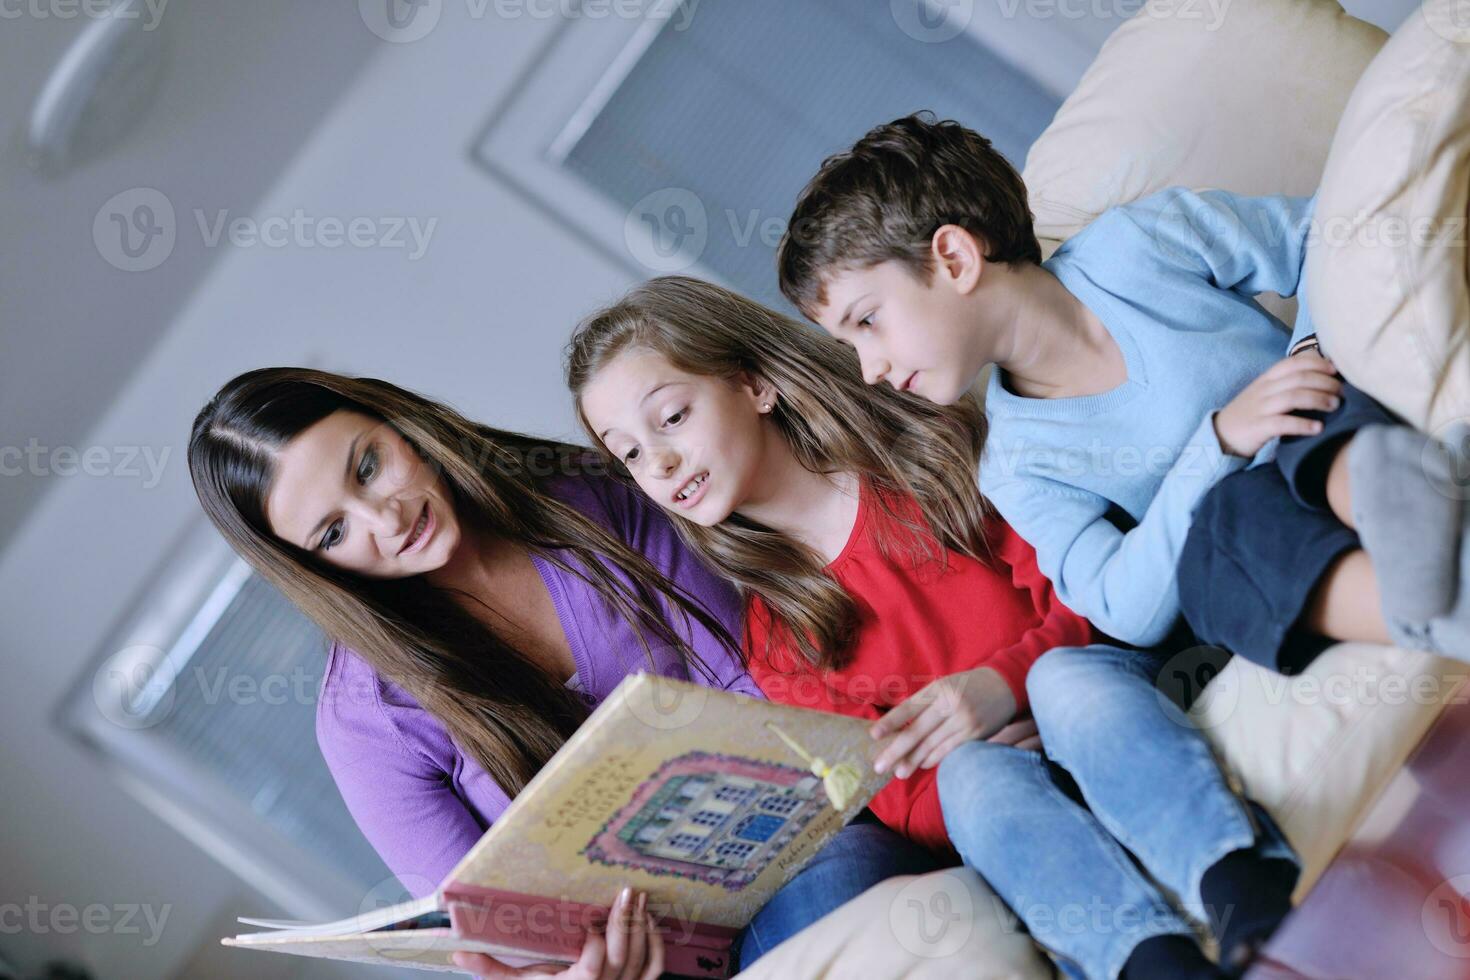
[[734, 809, 947, 970], [937, 645, 1297, 980]]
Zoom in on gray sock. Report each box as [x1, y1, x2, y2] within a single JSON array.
[[1421, 538, 1470, 661], [1349, 424, 1464, 644]]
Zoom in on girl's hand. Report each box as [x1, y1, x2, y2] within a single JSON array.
[[1213, 352, 1341, 459], [870, 667, 1017, 778], [986, 716, 1042, 752], [451, 887, 664, 980]]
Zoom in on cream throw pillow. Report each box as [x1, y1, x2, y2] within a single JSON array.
[[735, 868, 1053, 979], [1022, 0, 1386, 246], [1304, 0, 1470, 434], [1022, 0, 1384, 322]]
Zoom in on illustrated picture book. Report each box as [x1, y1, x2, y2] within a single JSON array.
[[222, 672, 892, 977]]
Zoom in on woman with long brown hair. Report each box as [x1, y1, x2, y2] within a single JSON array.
[[188, 367, 938, 979]]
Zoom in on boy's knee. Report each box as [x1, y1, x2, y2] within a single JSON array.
[[938, 740, 1008, 807], [937, 741, 1039, 814], [938, 743, 1051, 856], [1025, 644, 1095, 711]]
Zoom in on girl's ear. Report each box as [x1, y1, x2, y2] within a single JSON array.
[[737, 372, 779, 413], [930, 224, 985, 295]]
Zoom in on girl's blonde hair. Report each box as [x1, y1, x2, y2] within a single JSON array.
[[189, 367, 729, 797], [566, 276, 993, 671]]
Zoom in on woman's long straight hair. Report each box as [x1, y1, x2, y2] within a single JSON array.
[[566, 276, 993, 671], [189, 367, 730, 796]]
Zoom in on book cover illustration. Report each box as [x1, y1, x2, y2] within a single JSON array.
[[582, 751, 827, 891], [446, 674, 889, 928], [220, 674, 892, 974]]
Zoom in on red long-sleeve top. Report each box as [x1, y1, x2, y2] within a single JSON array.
[[745, 481, 1094, 853]]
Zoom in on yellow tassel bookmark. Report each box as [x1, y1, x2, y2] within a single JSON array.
[[764, 722, 863, 810]]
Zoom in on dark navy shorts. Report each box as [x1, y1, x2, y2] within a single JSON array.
[[1177, 363, 1399, 674]]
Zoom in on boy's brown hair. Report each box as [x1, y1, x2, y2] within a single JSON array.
[[777, 111, 1042, 317]]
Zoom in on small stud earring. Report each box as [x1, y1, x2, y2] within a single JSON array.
[[761, 402, 772, 411]]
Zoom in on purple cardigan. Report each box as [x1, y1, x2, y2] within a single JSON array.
[[315, 472, 760, 897]]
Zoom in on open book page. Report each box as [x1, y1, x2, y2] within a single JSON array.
[[222, 928, 553, 972], [228, 894, 440, 939]]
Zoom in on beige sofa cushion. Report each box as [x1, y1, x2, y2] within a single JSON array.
[[1022, 0, 1386, 249], [1303, 0, 1470, 433], [1021, 0, 1384, 322], [1187, 644, 1468, 897], [736, 868, 1053, 980]]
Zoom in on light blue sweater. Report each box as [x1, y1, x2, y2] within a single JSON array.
[[980, 187, 1317, 647]]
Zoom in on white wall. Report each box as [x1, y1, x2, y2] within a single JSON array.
[[0, 6, 631, 978], [0, 0, 379, 554]]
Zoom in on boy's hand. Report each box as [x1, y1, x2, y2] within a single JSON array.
[[1213, 352, 1341, 459], [871, 667, 1017, 778]]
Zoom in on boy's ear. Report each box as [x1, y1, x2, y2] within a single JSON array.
[[930, 224, 986, 295]]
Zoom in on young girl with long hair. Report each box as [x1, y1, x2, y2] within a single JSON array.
[[188, 367, 938, 979], [568, 277, 1299, 980]]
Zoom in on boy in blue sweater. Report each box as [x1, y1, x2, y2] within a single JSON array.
[[773, 112, 1468, 980], [776, 112, 1468, 672]]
